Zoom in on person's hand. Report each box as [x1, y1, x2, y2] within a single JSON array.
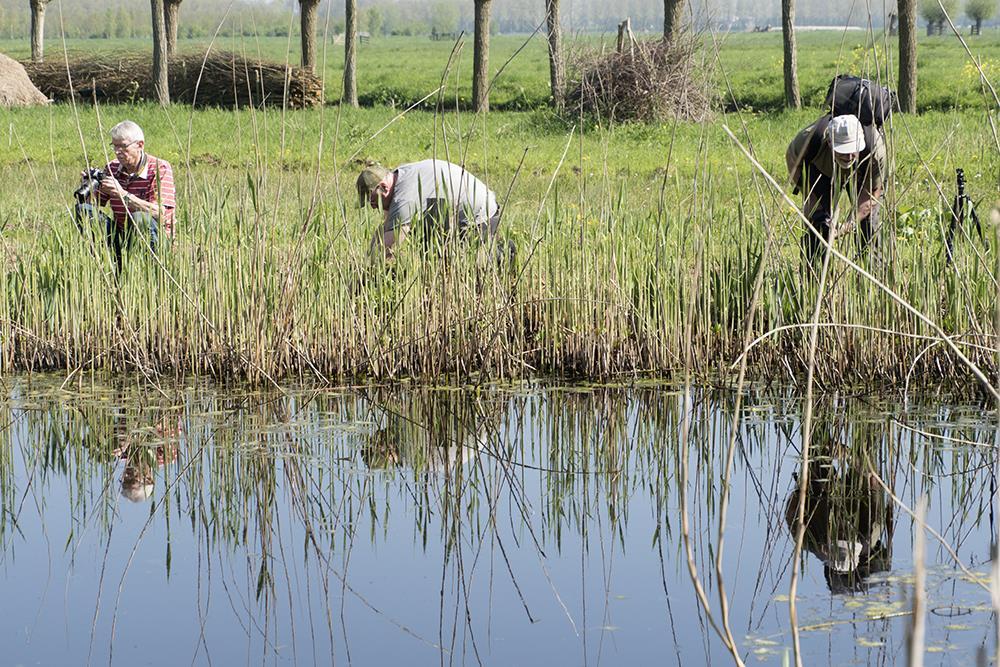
[[99, 176, 125, 198]]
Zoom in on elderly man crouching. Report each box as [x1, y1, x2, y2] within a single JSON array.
[[75, 120, 175, 270], [356, 159, 506, 263]]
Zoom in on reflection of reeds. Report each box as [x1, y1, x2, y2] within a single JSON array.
[[1, 379, 998, 662], [908, 498, 927, 667]]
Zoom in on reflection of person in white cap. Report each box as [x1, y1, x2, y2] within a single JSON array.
[[117, 443, 178, 503], [786, 113, 887, 263], [121, 461, 156, 502], [784, 435, 893, 594]]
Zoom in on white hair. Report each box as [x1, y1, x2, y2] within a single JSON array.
[[109, 120, 144, 144]]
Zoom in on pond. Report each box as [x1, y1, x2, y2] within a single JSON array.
[[1, 375, 997, 665]]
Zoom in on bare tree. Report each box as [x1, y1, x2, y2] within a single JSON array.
[[473, 0, 491, 112], [781, 0, 800, 108], [29, 0, 50, 63], [898, 0, 917, 112], [545, 0, 564, 109], [164, 0, 182, 57], [151, 0, 170, 105], [663, 0, 684, 42], [344, 0, 358, 107], [299, 0, 320, 71]]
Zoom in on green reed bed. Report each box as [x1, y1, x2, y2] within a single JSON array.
[[0, 101, 997, 386]]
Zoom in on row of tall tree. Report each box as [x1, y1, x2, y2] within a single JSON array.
[[24, 0, 968, 114], [24, 0, 688, 111], [27, 0, 181, 62], [780, 0, 989, 112], [920, 0, 997, 34], [15, 0, 936, 44]]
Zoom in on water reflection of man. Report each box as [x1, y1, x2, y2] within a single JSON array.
[[361, 402, 483, 473], [117, 444, 177, 502], [785, 440, 893, 594], [114, 419, 180, 503]]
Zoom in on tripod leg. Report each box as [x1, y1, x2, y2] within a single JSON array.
[[946, 194, 964, 263], [968, 200, 985, 245]]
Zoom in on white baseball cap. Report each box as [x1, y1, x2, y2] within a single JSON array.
[[828, 115, 866, 154]]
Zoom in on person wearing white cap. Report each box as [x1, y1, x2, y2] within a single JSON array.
[[786, 113, 887, 262]]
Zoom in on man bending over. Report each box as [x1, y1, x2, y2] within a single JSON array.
[[356, 159, 500, 261]]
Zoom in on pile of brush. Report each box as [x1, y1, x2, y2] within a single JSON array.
[[565, 35, 715, 123], [24, 52, 324, 109]]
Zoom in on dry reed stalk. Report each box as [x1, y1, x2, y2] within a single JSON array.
[[788, 213, 838, 667], [907, 498, 927, 667], [677, 211, 744, 663], [714, 149, 778, 662]]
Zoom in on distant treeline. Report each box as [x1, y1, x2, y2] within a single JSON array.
[[0, 0, 917, 42]]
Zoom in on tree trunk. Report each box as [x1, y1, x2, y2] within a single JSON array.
[[29, 0, 46, 63], [344, 0, 358, 107], [781, 0, 800, 108], [545, 0, 563, 110], [300, 0, 319, 72], [473, 0, 491, 112], [151, 0, 170, 105], [897, 0, 917, 113], [974, 18, 982, 35], [663, 0, 684, 42], [164, 0, 181, 57]]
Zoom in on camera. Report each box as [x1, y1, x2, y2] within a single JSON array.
[[74, 168, 106, 202]]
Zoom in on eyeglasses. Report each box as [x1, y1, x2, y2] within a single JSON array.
[[110, 140, 139, 154]]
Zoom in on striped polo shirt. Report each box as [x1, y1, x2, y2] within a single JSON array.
[[98, 154, 176, 235]]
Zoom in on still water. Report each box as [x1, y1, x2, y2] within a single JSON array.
[[0, 375, 997, 665]]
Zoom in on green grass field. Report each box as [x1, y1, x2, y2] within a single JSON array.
[[3, 29, 1000, 110], [0, 30, 997, 384]]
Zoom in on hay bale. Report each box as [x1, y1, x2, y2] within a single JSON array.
[[565, 37, 715, 123], [0, 53, 49, 107], [24, 52, 323, 109]]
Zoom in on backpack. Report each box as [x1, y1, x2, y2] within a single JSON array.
[[824, 75, 896, 127]]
